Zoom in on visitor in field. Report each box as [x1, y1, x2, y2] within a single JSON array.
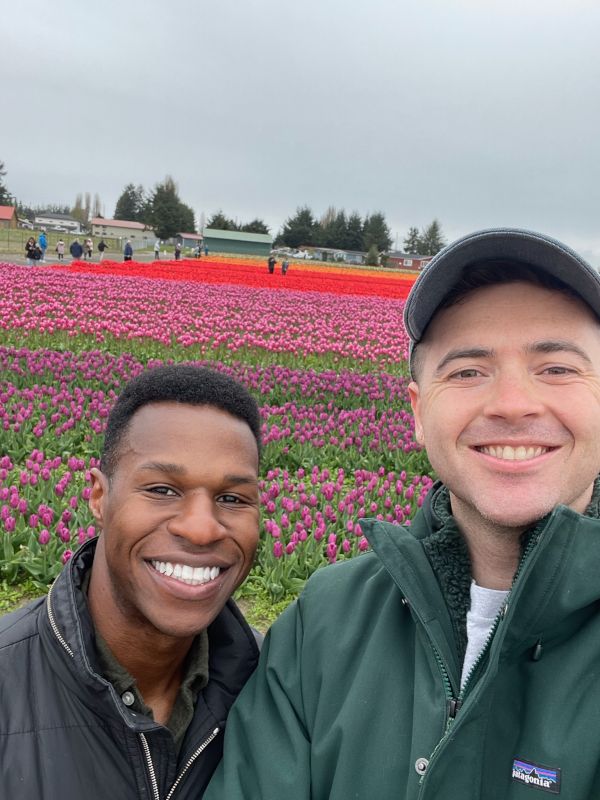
[[38, 230, 48, 262], [85, 237, 94, 259], [175, 241, 182, 260], [154, 238, 161, 259], [205, 228, 600, 800], [0, 365, 262, 798], [25, 235, 41, 265], [56, 237, 65, 259], [281, 258, 289, 275], [98, 238, 108, 262], [267, 254, 276, 274], [124, 238, 133, 261], [69, 238, 83, 260]]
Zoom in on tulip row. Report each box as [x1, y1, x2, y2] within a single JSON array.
[[1, 263, 411, 367], [0, 259, 432, 601], [51, 257, 417, 299]]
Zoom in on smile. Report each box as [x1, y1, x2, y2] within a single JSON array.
[[476, 445, 552, 461], [150, 560, 221, 586]]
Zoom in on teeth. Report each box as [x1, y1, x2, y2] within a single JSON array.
[[479, 445, 546, 461], [151, 560, 221, 586]]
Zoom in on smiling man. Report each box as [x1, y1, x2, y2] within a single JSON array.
[[205, 229, 600, 800], [0, 365, 262, 798]]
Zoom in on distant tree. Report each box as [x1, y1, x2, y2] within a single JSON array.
[[419, 219, 446, 256], [363, 211, 392, 252], [150, 176, 195, 239], [317, 206, 348, 249], [178, 202, 196, 234], [83, 192, 92, 225], [71, 194, 86, 225], [0, 161, 11, 205], [114, 183, 147, 222], [365, 244, 380, 266], [92, 193, 103, 218], [279, 206, 317, 248], [240, 218, 270, 234], [206, 211, 238, 231], [403, 226, 422, 254], [345, 211, 364, 251]]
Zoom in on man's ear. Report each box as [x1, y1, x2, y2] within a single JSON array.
[[89, 468, 109, 528], [408, 381, 425, 445]]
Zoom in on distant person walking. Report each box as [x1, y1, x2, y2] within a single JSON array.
[[25, 237, 41, 266], [70, 239, 83, 260], [204, 244, 209, 257], [38, 231, 47, 262], [123, 240, 133, 262], [267, 255, 276, 274], [175, 242, 182, 260], [97, 239, 108, 262], [282, 258, 289, 275], [84, 238, 93, 260], [154, 239, 160, 260], [56, 239, 65, 260]]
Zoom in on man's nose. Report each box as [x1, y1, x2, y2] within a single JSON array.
[[167, 493, 225, 545], [482, 369, 545, 421]]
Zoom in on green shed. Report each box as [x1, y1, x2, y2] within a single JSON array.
[[203, 228, 273, 257]]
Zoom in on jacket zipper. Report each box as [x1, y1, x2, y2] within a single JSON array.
[[48, 582, 221, 799], [140, 727, 221, 800], [46, 582, 74, 658], [418, 531, 542, 786]]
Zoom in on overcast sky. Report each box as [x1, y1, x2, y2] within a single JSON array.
[[4, 0, 600, 260]]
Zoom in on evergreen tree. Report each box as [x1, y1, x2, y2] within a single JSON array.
[[318, 207, 348, 249], [114, 183, 146, 222], [279, 206, 316, 248], [363, 211, 392, 252], [366, 244, 380, 266], [403, 226, 422, 254], [419, 219, 446, 256], [345, 211, 364, 251], [0, 161, 11, 205], [150, 176, 196, 239], [206, 211, 238, 230], [240, 218, 270, 234]]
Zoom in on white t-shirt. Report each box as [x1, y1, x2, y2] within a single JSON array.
[[460, 581, 509, 690]]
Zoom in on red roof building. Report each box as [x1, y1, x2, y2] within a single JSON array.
[[0, 205, 17, 229]]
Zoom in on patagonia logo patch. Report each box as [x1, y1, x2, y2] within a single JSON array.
[[512, 758, 561, 794]]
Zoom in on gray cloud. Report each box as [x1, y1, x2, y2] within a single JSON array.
[[3, 0, 600, 261]]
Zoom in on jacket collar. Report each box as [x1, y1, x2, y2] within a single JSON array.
[[39, 537, 259, 735], [361, 477, 600, 684]]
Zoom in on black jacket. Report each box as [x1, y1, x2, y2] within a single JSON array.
[[0, 538, 260, 799]]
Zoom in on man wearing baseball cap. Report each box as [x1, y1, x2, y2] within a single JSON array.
[[206, 228, 600, 799]]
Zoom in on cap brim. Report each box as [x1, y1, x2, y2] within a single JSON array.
[[404, 227, 600, 344]]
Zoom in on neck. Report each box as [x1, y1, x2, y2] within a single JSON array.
[[88, 544, 193, 724], [449, 494, 522, 590]]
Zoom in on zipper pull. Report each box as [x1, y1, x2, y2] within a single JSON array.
[[447, 698, 462, 719]]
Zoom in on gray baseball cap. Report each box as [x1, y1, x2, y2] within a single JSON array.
[[404, 227, 600, 350]]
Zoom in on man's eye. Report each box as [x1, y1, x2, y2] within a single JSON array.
[[148, 486, 178, 496], [218, 494, 242, 504], [543, 366, 575, 375], [450, 368, 481, 379]]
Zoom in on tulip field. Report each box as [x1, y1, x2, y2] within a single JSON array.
[[0, 256, 434, 616]]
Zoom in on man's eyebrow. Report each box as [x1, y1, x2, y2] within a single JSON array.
[[138, 461, 187, 475], [137, 463, 258, 485], [527, 340, 593, 364], [435, 348, 494, 375]]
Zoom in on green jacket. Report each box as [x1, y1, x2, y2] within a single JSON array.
[[205, 484, 600, 799]]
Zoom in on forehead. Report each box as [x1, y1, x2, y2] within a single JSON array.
[[426, 281, 599, 341], [120, 402, 258, 467]]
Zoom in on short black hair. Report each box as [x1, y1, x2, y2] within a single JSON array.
[[411, 260, 586, 382], [101, 364, 262, 476]]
